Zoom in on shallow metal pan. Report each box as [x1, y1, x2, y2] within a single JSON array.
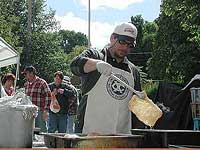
[[41, 133, 144, 148]]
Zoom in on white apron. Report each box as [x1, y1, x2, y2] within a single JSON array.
[[83, 61, 135, 134]]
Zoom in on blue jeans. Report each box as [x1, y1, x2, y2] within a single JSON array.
[[67, 115, 76, 133], [48, 112, 67, 133], [35, 110, 47, 132]]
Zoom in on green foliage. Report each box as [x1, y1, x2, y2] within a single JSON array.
[[0, 66, 14, 79], [147, 0, 200, 84], [33, 7, 60, 32], [131, 15, 144, 52], [66, 45, 87, 71], [0, 0, 64, 86], [142, 22, 158, 52], [143, 22, 158, 34], [129, 15, 158, 76], [130, 16, 158, 53], [0, 0, 27, 45], [67, 45, 87, 62], [0, 15, 20, 48], [20, 32, 67, 82], [0, 0, 24, 52], [19, 32, 86, 85], [143, 80, 159, 100], [136, 66, 148, 87], [59, 30, 88, 53]]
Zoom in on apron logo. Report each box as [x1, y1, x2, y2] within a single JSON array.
[[106, 74, 129, 100]]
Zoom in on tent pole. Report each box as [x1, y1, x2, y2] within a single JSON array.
[[14, 58, 20, 91]]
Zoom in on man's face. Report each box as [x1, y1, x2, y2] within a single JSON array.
[[23, 71, 32, 82], [54, 75, 62, 86], [110, 35, 135, 59]]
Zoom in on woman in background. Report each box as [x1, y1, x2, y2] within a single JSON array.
[[2, 73, 16, 96], [0, 78, 7, 97]]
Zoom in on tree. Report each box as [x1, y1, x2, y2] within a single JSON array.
[[0, 16, 19, 47], [0, 0, 25, 76], [131, 15, 144, 52], [0, 0, 67, 85], [0, 0, 24, 51], [128, 16, 157, 74], [20, 32, 68, 82], [147, 0, 200, 84], [59, 30, 88, 53], [142, 22, 158, 52]]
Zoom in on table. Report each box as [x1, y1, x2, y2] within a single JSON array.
[[131, 129, 200, 148]]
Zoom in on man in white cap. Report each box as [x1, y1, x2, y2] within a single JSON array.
[[70, 22, 143, 134]]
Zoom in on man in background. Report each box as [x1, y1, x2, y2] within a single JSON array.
[[23, 65, 51, 132], [48, 71, 75, 133], [63, 75, 78, 133]]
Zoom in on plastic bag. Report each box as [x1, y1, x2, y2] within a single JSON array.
[[50, 94, 60, 113]]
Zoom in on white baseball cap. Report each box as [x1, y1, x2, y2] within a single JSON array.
[[113, 22, 137, 42]]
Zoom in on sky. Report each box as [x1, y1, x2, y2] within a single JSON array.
[[46, 0, 161, 48]]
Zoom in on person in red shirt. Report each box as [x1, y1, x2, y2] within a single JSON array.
[[2, 73, 16, 96], [23, 65, 51, 132]]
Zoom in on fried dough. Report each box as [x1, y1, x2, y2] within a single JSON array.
[[128, 91, 163, 127]]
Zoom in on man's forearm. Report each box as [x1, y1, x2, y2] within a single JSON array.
[[84, 58, 100, 73]]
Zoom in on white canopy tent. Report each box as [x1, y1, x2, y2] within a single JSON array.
[[0, 37, 20, 90], [0, 37, 20, 68]]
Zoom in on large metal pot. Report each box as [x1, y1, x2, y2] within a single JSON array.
[[0, 109, 34, 147], [42, 133, 144, 148], [0, 94, 37, 148]]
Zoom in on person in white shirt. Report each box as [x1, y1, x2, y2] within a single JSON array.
[[0, 81, 8, 97]]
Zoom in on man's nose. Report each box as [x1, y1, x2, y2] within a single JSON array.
[[121, 43, 130, 48]]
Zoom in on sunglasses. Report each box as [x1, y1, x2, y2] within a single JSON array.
[[118, 40, 135, 48]]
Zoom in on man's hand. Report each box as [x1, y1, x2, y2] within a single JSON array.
[[42, 110, 49, 121], [96, 61, 112, 76], [52, 88, 58, 95], [58, 88, 64, 94]]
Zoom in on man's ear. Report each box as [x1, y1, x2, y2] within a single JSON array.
[[110, 33, 116, 42]]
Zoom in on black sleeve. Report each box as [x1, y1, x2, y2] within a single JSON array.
[[133, 67, 142, 91], [70, 48, 103, 76], [128, 62, 142, 91], [48, 83, 54, 91], [63, 84, 76, 97]]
